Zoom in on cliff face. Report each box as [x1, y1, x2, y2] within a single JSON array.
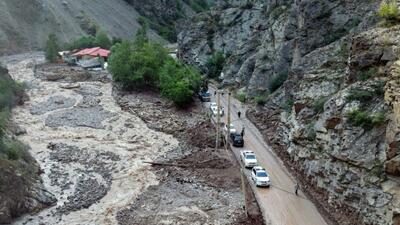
[[179, 0, 400, 224]]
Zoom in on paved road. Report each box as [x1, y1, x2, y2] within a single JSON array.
[[208, 87, 328, 225]]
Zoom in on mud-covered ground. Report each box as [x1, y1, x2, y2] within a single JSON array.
[[2, 53, 262, 225], [115, 89, 264, 225]]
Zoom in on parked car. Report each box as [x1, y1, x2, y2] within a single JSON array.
[[251, 166, 271, 187], [198, 90, 211, 102], [224, 123, 236, 134], [210, 102, 224, 116], [240, 150, 257, 168], [230, 133, 244, 147]]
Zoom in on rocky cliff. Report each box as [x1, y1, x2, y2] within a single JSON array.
[[179, 0, 400, 224]]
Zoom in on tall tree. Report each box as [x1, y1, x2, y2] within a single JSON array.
[[95, 29, 112, 49], [45, 34, 59, 63]]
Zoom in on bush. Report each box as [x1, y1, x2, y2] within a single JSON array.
[[254, 94, 267, 105], [346, 88, 374, 102], [313, 97, 329, 113], [347, 109, 386, 130], [235, 92, 246, 103], [205, 51, 225, 79], [378, 0, 399, 21], [45, 34, 59, 63], [306, 122, 317, 141], [357, 67, 378, 81], [284, 99, 294, 112], [268, 71, 288, 93]]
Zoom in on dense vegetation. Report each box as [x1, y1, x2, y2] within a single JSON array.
[[108, 27, 201, 107], [65, 29, 114, 50], [378, 0, 399, 23], [0, 67, 27, 161]]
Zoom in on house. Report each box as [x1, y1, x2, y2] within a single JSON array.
[[72, 47, 110, 60], [72, 47, 110, 69]]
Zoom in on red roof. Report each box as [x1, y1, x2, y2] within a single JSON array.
[[72, 47, 110, 57]]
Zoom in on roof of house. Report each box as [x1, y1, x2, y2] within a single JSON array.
[[72, 47, 110, 57]]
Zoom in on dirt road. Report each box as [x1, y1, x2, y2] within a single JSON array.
[[208, 87, 329, 225]]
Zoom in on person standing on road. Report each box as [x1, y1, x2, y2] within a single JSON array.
[[295, 183, 299, 196], [238, 111, 241, 118], [214, 90, 217, 96], [241, 127, 245, 137]]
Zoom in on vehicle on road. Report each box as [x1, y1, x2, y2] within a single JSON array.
[[240, 150, 257, 168], [210, 102, 224, 116], [224, 123, 236, 134], [230, 133, 244, 147], [198, 90, 211, 102], [251, 166, 271, 187]]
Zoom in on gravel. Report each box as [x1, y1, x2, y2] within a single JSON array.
[[30, 96, 76, 115], [45, 106, 116, 129]]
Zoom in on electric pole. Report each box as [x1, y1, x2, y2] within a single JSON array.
[[227, 92, 231, 142], [216, 91, 221, 149]]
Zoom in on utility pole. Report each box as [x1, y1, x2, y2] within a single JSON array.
[[227, 92, 231, 142], [216, 91, 221, 150], [240, 168, 248, 218]]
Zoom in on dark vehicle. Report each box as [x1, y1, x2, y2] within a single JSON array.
[[230, 133, 244, 147], [199, 90, 211, 102]]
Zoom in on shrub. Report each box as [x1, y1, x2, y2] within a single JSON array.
[[284, 99, 294, 112], [45, 34, 59, 63], [338, 42, 349, 58], [357, 67, 378, 81], [346, 88, 374, 102], [378, 0, 399, 21], [313, 97, 329, 113], [205, 51, 225, 79], [306, 122, 317, 141], [347, 110, 386, 130], [235, 92, 246, 103], [268, 71, 288, 93], [254, 94, 268, 105]]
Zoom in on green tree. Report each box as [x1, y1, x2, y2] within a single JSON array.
[[134, 25, 149, 49], [205, 51, 225, 79], [108, 41, 133, 86], [45, 34, 59, 63], [160, 59, 201, 107], [95, 29, 112, 49], [66, 36, 96, 50]]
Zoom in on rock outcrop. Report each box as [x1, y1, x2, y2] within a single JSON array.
[[179, 0, 400, 224]]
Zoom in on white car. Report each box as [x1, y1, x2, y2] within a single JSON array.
[[224, 123, 236, 134], [210, 103, 224, 116], [251, 166, 271, 187], [240, 150, 257, 168], [210, 102, 217, 110]]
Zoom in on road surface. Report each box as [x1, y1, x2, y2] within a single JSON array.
[[208, 87, 329, 225]]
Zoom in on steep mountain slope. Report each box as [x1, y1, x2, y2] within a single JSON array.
[[0, 0, 213, 55], [179, 0, 400, 224]]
